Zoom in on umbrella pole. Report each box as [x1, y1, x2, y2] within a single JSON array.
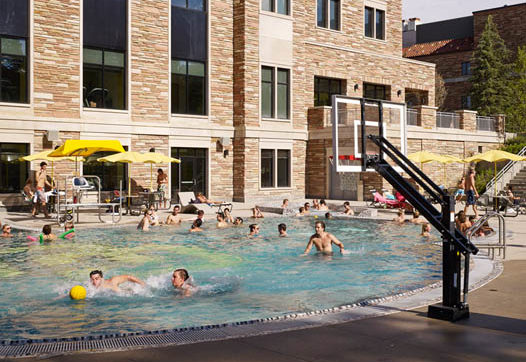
[[51, 161, 54, 188], [494, 162, 497, 197], [128, 171, 131, 209], [150, 164, 153, 191]]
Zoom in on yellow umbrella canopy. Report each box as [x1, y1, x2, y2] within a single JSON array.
[[49, 140, 125, 157], [464, 149, 526, 196], [141, 153, 181, 190], [407, 151, 444, 164]]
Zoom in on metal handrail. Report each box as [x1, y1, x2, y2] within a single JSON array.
[[484, 146, 526, 196], [466, 211, 506, 259]]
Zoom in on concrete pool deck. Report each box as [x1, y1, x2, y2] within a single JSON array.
[[1, 202, 525, 361]]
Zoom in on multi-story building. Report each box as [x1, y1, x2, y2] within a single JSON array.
[[403, 2, 526, 111], [0, 0, 505, 208]]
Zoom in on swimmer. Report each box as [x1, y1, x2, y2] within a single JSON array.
[[343, 201, 354, 215], [420, 222, 431, 237], [393, 209, 406, 224], [197, 210, 205, 223], [303, 221, 344, 255], [251, 206, 264, 218], [137, 209, 152, 231], [249, 223, 259, 236], [312, 199, 320, 210], [216, 212, 228, 228], [41, 224, 56, 241], [318, 199, 329, 211], [457, 212, 472, 235], [165, 205, 182, 225], [410, 210, 424, 224], [1, 224, 13, 238], [296, 206, 305, 216], [149, 205, 161, 226], [223, 207, 234, 223], [325, 212, 333, 219], [303, 202, 311, 214], [190, 218, 203, 232], [89, 270, 145, 293], [233, 216, 244, 226], [281, 199, 289, 208], [278, 223, 287, 237], [171, 268, 194, 297]]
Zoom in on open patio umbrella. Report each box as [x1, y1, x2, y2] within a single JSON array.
[[49, 140, 125, 176], [435, 155, 465, 187], [140, 153, 181, 191], [19, 150, 84, 185], [464, 150, 526, 196]]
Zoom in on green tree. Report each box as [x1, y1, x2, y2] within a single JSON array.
[[471, 15, 511, 116], [506, 46, 526, 133]]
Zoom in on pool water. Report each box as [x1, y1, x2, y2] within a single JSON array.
[[0, 217, 441, 340]]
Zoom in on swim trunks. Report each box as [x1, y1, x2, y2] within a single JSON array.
[[466, 190, 475, 205], [36, 189, 46, 203]]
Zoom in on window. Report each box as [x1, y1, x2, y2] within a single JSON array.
[[317, 0, 340, 30], [261, 149, 291, 188], [171, 0, 205, 11], [461, 62, 471, 76], [0, 143, 28, 193], [83, 149, 128, 191], [364, 83, 388, 100], [262, 0, 289, 15], [261, 66, 290, 119], [0, 37, 28, 103], [172, 59, 206, 115], [364, 6, 385, 40], [314, 77, 343, 106], [83, 48, 126, 109], [461, 95, 471, 109]]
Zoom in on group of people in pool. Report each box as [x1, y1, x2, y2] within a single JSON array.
[[392, 209, 432, 237]]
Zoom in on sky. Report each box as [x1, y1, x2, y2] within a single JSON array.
[[403, 0, 526, 23]]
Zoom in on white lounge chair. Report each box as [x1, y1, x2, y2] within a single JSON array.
[[178, 192, 232, 214]]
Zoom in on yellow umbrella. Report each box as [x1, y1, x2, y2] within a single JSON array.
[[49, 140, 125, 176], [140, 153, 181, 191], [407, 151, 444, 164], [464, 150, 526, 196], [19, 150, 85, 185]]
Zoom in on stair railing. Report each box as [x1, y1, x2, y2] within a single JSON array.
[[483, 146, 526, 196]]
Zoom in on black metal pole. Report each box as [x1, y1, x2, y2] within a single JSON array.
[[360, 99, 366, 172]]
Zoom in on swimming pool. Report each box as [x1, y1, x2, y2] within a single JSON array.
[[0, 217, 441, 340]]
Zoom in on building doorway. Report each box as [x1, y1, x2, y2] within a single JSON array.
[[171, 148, 207, 201]]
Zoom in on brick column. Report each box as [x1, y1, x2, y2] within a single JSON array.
[[307, 107, 331, 130], [415, 106, 437, 129], [455, 110, 477, 132], [492, 114, 506, 134]]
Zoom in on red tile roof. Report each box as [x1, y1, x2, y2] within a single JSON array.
[[403, 38, 474, 58]]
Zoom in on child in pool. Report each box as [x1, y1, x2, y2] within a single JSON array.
[[171, 268, 195, 297], [1, 224, 13, 238], [42, 224, 56, 241]]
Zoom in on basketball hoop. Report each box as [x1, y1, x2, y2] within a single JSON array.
[[329, 155, 361, 171]]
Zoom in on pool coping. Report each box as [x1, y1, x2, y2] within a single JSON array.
[[0, 253, 502, 359]]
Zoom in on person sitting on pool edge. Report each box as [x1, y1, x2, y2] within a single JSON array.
[[249, 223, 259, 236], [42, 224, 56, 241], [303, 221, 344, 255], [89, 270, 146, 293], [171, 268, 194, 297], [190, 218, 203, 232], [166, 205, 182, 225], [278, 223, 287, 237]]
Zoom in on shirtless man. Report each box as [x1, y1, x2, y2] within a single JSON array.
[[89, 270, 145, 293], [157, 169, 168, 208], [171, 268, 194, 297], [35, 162, 52, 218], [318, 200, 329, 211], [303, 221, 344, 255], [216, 212, 228, 228], [166, 205, 182, 225], [463, 168, 479, 218], [249, 223, 259, 236], [343, 201, 354, 215], [303, 202, 311, 215]]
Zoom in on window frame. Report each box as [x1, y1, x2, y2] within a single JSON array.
[[171, 58, 207, 116], [83, 46, 127, 110], [0, 142, 29, 193], [364, 5, 386, 41], [171, 0, 206, 12], [363, 82, 388, 100], [261, 0, 290, 16], [314, 76, 343, 106], [261, 65, 291, 120], [461, 95, 472, 109], [0, 35, 29, 104], [461, 61, 471, 76], [317, 0, 341, 31], [260, 148, 292, 189]]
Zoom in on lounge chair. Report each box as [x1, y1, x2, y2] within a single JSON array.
[[178, 192, 232, 214]]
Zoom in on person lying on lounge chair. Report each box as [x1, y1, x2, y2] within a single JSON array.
[[194, 192, 222, 205]]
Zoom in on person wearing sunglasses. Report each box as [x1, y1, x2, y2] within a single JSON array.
[[1, 224, 13, 238]]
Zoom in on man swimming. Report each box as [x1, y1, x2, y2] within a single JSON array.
[[171, 268, 194, 297], [89, 270, 145, 292], [303, 221, 344, 255]]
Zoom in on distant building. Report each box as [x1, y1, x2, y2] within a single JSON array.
[[403, 2, 526, 111]]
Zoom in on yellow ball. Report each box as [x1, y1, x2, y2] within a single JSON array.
[[69, 285, 87, 300], [314, 215, 318, 219]]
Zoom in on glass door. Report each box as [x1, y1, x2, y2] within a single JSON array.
[[171, 148, 207, 200]]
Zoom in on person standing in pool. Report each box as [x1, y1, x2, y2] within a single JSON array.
[[303, 221, 344, 255], [166, 205, 182, 225], [89, 270, 145, 293], [249, 223, 259, 236], [171, 268, 194, 297]]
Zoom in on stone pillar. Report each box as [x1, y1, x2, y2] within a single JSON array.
[[492, 114, 506, 135], [415, 106, 437, 129], [455, 110, 477, 132]]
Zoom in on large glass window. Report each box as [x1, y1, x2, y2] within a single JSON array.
[[262, 0, 289, 15], [82, 149, 128, 191], [314, 76, 343, 106], [364, 83, 388, 100], [172, 0, 205, 11], [0, 143, 28, 193], [364, 6, 385, 40], [83, 48, 126, 109], [0, 37, 28, 103], [461, 95, 472, 109], [318, 0, 340, 30], [261, 149, 291, 188], [172, 59, 206, 115], [461, 62, 471, 76], [261, 66, 290, 119]]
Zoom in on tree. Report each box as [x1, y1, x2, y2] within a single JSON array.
[[435, 71, 447, 111], [506, 46, 526, 133], [471, 15, 511, 116]]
